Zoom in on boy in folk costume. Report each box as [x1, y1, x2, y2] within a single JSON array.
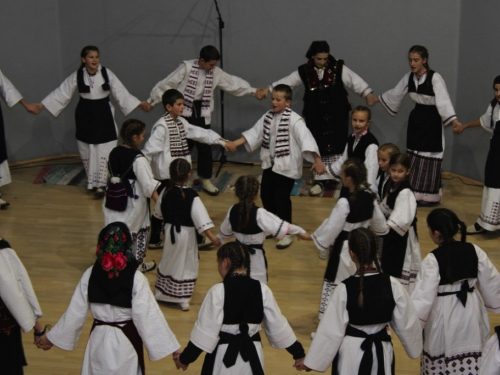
[[233, 84, 325, 249], [147, 45, 257, 196], [143, 89, 234, 249]]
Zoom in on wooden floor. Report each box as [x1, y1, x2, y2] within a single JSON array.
[[2, 157, 500, 375]]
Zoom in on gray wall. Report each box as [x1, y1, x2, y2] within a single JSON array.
[[2, 1, 468, 175]]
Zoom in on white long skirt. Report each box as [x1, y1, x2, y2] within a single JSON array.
[[477, 186, 500, 232], [0, 159, 11, 187], [77, 140, 117, 190]]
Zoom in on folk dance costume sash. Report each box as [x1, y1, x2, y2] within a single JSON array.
[[182, 60, 213, 118], [437, 280, 474, 307], [91, 319, 145, 375], [164, 113, 190, 158], [261, 107, 292, 171]]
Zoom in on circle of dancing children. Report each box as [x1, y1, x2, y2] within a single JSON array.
[[411, 208, 500, 375], [153, 158, 221, 311], [378, 45, 461, 204], [0, 69, 41, 209], [454, 75, 500, 235], [232, 84, 325, 249], [146, 45, 257, 196], [379, 153, 422, 292], [103, 119, 159, 273], [256, 41, 377, 197], [0, 235, 48, 374], [217, 175, 309, 284], [36, 222, 181, 375], [142, 88, 234, 250], [37, 45, 151, 197], [299, 227, 422, 374], [301, 158, 388, 324], [174, 241, 306, 373]]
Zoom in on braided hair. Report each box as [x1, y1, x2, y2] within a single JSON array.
[[119, 119, 146, 149], [348, 228, 381, 309], [217, 242, 251, 280], [427, 208, 466, 281], [408, 45, 430, 70], [168, 158, 191, 199], [384, 153, 411, 198], [234, 175, 260, 231], [342, 158, 375, 202]]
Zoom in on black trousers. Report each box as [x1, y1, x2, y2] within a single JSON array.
[[186, 101, 213, 179], [260, 168, 295, 223]]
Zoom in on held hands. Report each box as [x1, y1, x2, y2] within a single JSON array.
[[173, 350, 188, 370], [35, 333, 53, 350], [254, 87, 269, 100], [224, 141, 237, 152], [310, 160, 326, 176], [365, 93, 379, 106], [139, 101, 153, 112], [23, 102, 42, 115], [293, 358, 311, 371], [453, 121, 465, 134], [297, 232, 312, 241]]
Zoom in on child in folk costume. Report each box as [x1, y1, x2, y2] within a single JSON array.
[[217, 175, 310, 284], [0, 236, 48, 374], [103, 119, 159, 273], [174, 242, 306, 373], [147, 45, 257, 196], [480, 327, 500, 375], [301, 159, 388, 320], [39, 46, 151, 197], [411, 208, 500, 375], [154, 158, 221, 311], [373, 143, 401, 203], [256, 41, 377, 197], [380, 153, 421, 292], [322, 106, 380, 194], [378, 45, 461, 203], [0, 69, 40, 209], [299, 228, 422, 374], [38, 222, 180, 375], [232, 84, 325, 249], [454, 76, 500, 235], [143, 89, 234, 250]]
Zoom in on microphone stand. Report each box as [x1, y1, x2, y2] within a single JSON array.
[[213, 0, 253, 177]]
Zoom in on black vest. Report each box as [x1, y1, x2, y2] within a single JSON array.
[[229, 204, 262, 234], [431, 241, 478, 285], [347, 131, 379, 161], [108, 146, 143, 181], [343, 273, 396, 325], [161, 186, 198, 227], [408, 70, 435, 96], [385, 180, 412, 210], [222, 276, 264, 324], [77, 66, 111, 93]]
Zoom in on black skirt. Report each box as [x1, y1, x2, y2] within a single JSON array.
[[484, 130, 500, 188], [0, 325, 27, 375], [75, 96, 116, 144], [407, 104, 442, 152]]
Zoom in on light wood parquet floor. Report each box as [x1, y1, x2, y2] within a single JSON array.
[[1, 157, 499, 375]]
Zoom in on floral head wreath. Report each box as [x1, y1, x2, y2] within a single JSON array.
[[96, 222, 135, 279]]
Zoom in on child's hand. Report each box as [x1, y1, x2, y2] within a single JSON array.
[[453, 122, 464, 134], [139, 101, 153, 112], [224, 141, 237, 152], [365, 93, 379, 106], [173, 355, 188, 370], [294, 358, 311, 371], [311, 160, 326, 175], [36, 334, 53, 350], [23, 102, 41, 114], [297, 232, 312, 241], [255, 87, 269, 100], [212, 236, 222, 248]]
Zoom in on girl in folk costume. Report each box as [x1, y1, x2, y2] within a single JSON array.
[[323, 106, 380, 194], [380, 153, 421, 292], [174, 242, 306, 374], [143, 89, 233, 250], [455, 76, 500, 235], [299, 228, 422, 374], [378, 45, 461, 203], [373, 143, 401, 203], [154, 158, 221, 311], [38, 222, 181, 375], [103, 119, 159, 273], [217, 175, 309, 284], [256, 41, 377, 197], [411, 208, 500, 375], [38, 45, 151, 197], [301, 159, 388, 321], [0, 69, 40, 209], [0, 236, 48, 374], [480, 327, 500, 375]]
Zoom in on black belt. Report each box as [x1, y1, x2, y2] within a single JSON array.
[[201, 323, 263, 375], [341, 324, 392, 375], [437, 280, 474, 307]]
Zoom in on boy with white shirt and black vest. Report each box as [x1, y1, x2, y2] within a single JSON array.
[[233, 84, 325, 249], [147, 45, 257, 196]]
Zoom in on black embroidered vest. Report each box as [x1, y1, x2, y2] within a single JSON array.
[[431, 241, 478, 285], [229, 204, 262, 234], [347, 131, 379, 161], [161, 186, 198, 227], [77, 66, 111, 93]]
